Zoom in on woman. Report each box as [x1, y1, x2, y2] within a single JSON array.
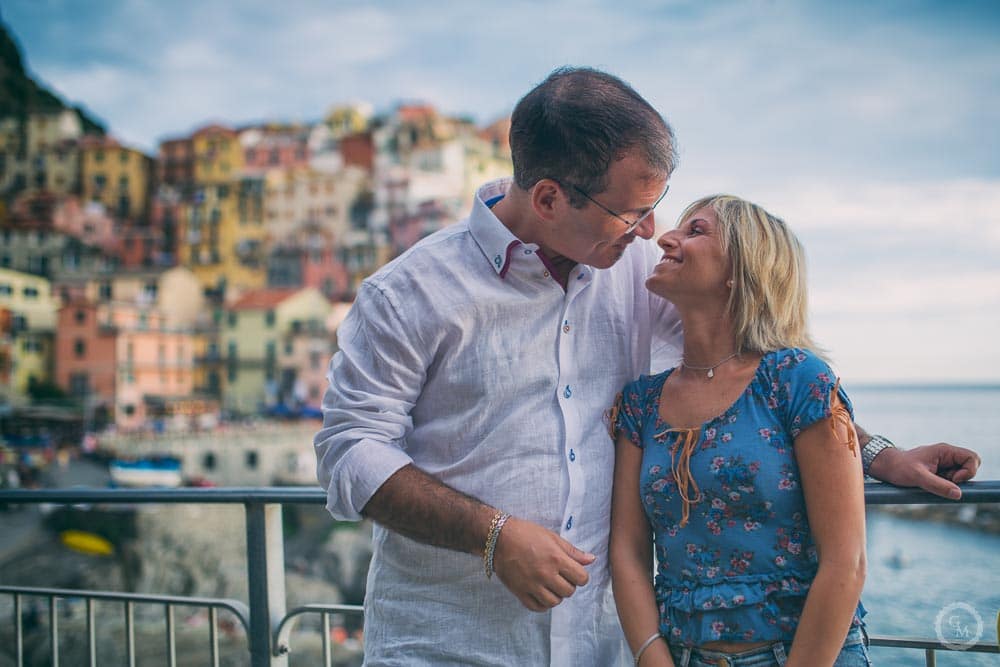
[[609, 195, 869, 666]]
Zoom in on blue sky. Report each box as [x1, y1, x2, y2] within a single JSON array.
[[4, 0, 999, 382]]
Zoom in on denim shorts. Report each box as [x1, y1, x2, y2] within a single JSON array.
[[668, 625, 871, 667]]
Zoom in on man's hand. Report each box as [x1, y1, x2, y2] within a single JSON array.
[[492, 517, 595, 612], [868, 442, 981, 500]]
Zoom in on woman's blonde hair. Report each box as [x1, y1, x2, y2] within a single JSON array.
[[677, 194, 822, 356]]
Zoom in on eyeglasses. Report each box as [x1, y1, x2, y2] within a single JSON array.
[[571, 183, 669, 234]]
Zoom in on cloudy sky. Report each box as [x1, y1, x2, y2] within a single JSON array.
[[4, 0, 999, 383]]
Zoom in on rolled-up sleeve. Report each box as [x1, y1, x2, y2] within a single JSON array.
[[314, 281, 428, 521]]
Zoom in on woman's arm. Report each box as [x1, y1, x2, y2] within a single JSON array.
[[786, 395, 867, 666], [610, 433, 674, 667]]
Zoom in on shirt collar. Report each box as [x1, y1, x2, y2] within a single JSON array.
[[469, 178, 526, 278]]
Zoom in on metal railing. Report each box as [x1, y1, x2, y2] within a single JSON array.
[[1, 482, 998, 666], [0, 585, 250, 667]]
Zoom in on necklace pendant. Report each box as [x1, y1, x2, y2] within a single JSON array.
[[706, 368, 714, 379]]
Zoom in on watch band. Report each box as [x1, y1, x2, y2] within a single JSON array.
[[861, 434, 895, 475]]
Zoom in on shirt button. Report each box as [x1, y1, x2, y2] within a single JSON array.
[[565, 516, 573, 530], [562, 320, 570, 333], [542, 270, 550, 278], [524, 249, 532, 255], [569, 449, 576, 462], [563, 385, 572, 399]]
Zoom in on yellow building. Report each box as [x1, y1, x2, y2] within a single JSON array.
[[178, 125, 265, 294], [324, 104, 372, 140], [0, 111, 83, 198], [0, 269, 59, 394], [221, 287, 331, 414], [192, 125, 243, 184], [80, 136, 154, 221]]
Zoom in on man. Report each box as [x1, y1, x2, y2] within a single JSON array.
[[315, 67, 980, 666]]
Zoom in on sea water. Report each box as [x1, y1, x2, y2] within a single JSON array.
[[849, 385, 1000, 665]]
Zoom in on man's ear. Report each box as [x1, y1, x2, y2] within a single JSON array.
[[530, 179, 563, 222]]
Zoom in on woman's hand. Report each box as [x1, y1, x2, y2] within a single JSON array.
[[610, 434, 675, 666]]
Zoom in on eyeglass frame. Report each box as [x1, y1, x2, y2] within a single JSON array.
[[569, 183, 670, 234]]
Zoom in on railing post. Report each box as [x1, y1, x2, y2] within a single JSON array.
[[245, 502, 288, 667]]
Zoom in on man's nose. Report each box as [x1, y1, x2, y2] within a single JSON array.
[[632, 212, 656, 240]]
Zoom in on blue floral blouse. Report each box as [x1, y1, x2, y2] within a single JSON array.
[[613, 348, 866, 647]]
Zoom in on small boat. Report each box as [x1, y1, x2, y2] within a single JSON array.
[[60, 530, 114, 556], [109, 456, 183, 488]]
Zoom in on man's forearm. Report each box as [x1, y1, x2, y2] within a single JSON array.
[[361, 463, 495, 555]]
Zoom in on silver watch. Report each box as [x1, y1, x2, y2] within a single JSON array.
[[861, 434, 895, 475]]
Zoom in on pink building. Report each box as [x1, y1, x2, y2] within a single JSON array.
[[55, 300, 117, 428], [56, 299, 199, 430], [240, 125, 310, 173], [52, 197, 121, 255]]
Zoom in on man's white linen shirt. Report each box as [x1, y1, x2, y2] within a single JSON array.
[[315, 178, 683, 666]]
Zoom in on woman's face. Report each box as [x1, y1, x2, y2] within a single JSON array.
[[645, 205, 731, 303]]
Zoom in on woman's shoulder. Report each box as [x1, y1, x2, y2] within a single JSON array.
[[616, 369, 674, 417], [760, 348, 833, 379], [620, 367, 674, 397]]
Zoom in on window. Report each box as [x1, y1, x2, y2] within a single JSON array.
[[22, 286, 39, 299], [99, 282, 113, 300], [284, 340, 293, 356], [265, 341, 276, 381], [228, 312, 237, 327], [265, 310, 275, 327], [0, 284, 11, 296], [120, 150, 129, 164], [69, 372, 89, 397], [245, 451, 258, 470], [227, 341, 237, 382], [75, 309, 87, 324], [74, 339, 86, 357], [123, 404, 135, 416], [203, 452, 217, 470]]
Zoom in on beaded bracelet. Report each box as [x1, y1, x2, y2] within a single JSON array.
[[483, 510, 511, 579]]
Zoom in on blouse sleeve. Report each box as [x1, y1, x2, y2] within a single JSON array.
[[609, 377, 647, 448], [778, 349, 855, 438]]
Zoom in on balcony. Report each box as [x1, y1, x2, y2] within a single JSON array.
[[0, 484, 997, 666]]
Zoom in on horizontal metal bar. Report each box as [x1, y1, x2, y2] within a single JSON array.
[[0, 585, 251, 637], [862, 480, 1000, 505], [0, 486, 328, 505], [869, 634, 999, 653], [1, 481, 997, 506]]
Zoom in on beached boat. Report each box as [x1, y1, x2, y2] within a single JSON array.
[[109, 456, 182, 488]]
